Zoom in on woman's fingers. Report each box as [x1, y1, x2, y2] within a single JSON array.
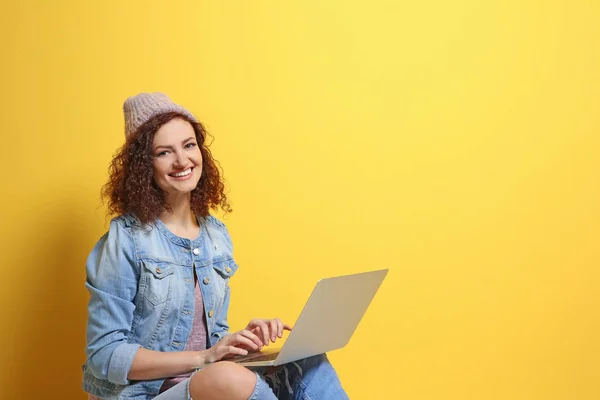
[[269, 319, 278, 342], [252, 320, 270, 345], [247, 326, 268, 348], [220, 345, 248, 359], [230, 333, 260, 350], [275, 318, 284, 338], [244, 330, 264, 348], [247, 318, 293, 344], [210, 343, 248, 362], [242, 329, 265, 349], [268, 318, 290, 340]]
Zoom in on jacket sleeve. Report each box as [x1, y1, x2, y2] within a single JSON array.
[[84, 219, 141, 385]]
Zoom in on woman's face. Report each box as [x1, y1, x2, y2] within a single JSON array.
[[152, 117, 203, 197]]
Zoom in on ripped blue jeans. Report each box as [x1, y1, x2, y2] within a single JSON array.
[[154, 354, 348, 400], [249, 354, 348, 400]]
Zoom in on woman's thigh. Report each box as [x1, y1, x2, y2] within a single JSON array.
[[153, 377, 193, 400], [153, 362, 278, 400]]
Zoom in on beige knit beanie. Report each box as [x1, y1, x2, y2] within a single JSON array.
[[123, 92, 198, 138]]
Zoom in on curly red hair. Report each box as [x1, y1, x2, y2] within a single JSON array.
[[102, 112, 231, 224]]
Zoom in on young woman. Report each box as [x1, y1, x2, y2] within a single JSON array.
[[82, 93, 348, 400]]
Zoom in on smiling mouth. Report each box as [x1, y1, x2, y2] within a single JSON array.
[[169, 167, 193, 178]]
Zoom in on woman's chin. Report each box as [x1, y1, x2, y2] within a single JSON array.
[[165, 183, 199, 196]]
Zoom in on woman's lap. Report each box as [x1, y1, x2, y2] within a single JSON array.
[[153, 376, 193, 400], [136, 354, 347, 400]]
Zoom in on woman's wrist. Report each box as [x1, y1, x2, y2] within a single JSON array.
[[191, 349, 211, 369]]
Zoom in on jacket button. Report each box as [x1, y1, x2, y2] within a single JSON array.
[[203, 277, 210, 285], [193, 248, 200, 255], [225, 267, 232, 273], [208, 310, 214, 318], [156, 268, 162, 274]]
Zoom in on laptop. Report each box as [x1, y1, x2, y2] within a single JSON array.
[[231, 269, 388, 367]]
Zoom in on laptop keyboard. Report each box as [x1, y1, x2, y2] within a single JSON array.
[[234, 352, 279, 363]]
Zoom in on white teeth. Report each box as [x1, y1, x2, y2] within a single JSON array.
[[172, 168, 192, 177]]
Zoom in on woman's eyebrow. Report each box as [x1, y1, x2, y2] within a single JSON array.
[[154, 144, 172, 150], [154, 137, 196, 151]]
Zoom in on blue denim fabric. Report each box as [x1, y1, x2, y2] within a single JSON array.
[[261, 354, 349, 400], [152, 374, 193, 400], [248, 372, 278, 400], [82, 214, 236, 399], [154, 354, 348, 400]]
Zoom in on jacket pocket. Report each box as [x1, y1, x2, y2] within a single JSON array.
[[212, 258, 238, 280], [141, 260, 175, 306], [209, 258, 238, 306]]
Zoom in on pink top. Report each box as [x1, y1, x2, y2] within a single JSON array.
[[87, 272, 208, 399], [159, 272, 207, 392]]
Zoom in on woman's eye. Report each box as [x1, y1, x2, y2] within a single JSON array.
[[156, 151, 169, 157], [185, 142, 197, 149]]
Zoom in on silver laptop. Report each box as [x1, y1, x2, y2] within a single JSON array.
[[231, 269, 388, 367]]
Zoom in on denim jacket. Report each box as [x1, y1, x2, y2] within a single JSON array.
[[82, 214, 237, 399]]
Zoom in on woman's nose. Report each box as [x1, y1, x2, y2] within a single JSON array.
[[173, 151, 187, 167]]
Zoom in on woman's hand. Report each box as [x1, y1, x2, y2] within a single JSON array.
[[245, 318, 293, 346], [205, 329, 265, 363]]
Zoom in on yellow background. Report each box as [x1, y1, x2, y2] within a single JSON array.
[[1, 1, 599, 399]]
